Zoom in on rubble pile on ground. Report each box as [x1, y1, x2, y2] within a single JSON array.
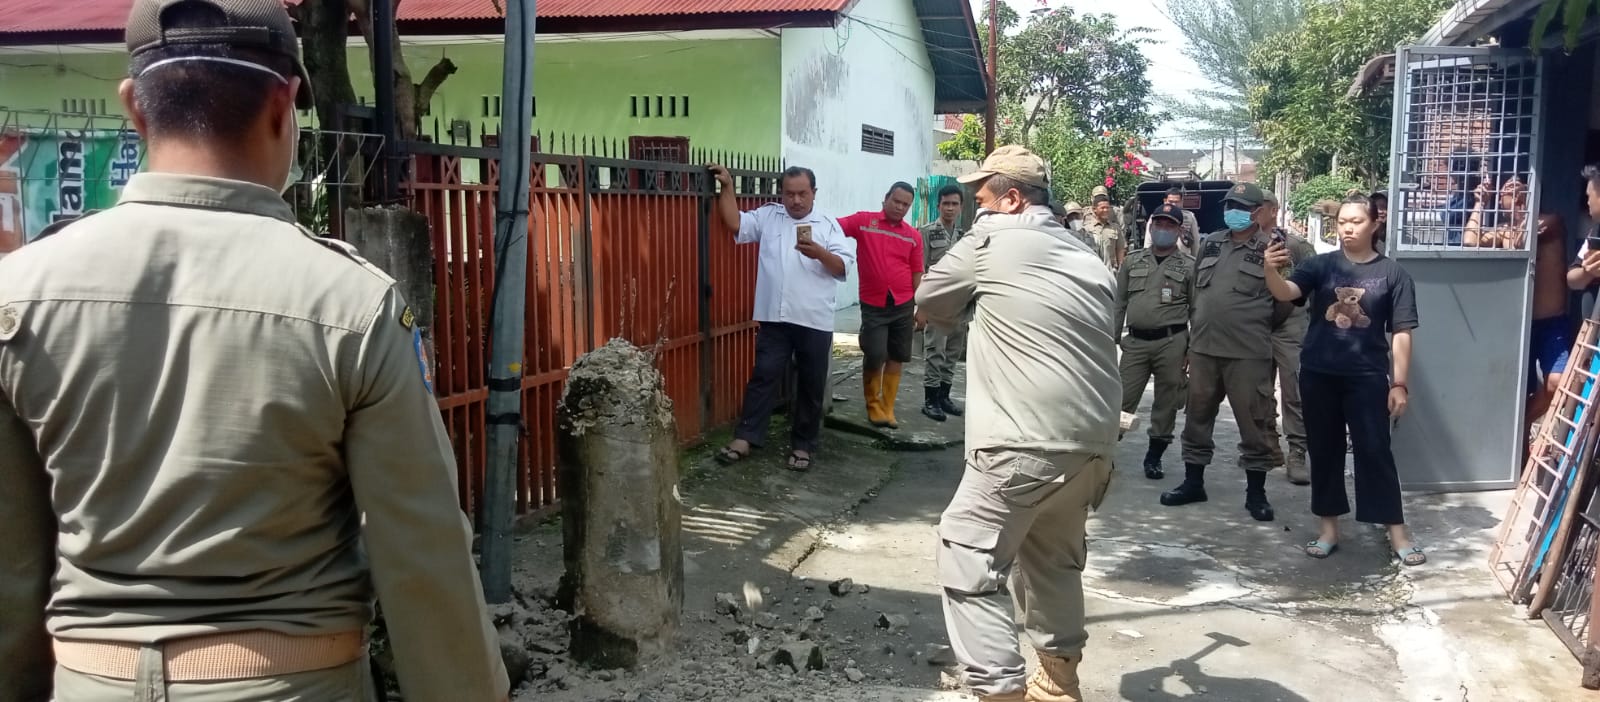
[[505, 575, 962, 701]]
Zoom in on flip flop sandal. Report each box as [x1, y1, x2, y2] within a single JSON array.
[[1395, 545, 1427, 567], [786, 452, 813, 472], [715, 446, 750, 466], [1304, 540, 1339, 559]]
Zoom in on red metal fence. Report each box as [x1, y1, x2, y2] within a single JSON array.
[[399, 142, 780, 521]]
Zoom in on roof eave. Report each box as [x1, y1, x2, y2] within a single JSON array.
[[0, 10, 846, 47], [1420, 0, 1542, 47]]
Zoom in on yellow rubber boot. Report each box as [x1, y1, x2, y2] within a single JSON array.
[[1026, 653, 1082, 702], [881, 369, 903, 429], [864, 370, 890, 427]]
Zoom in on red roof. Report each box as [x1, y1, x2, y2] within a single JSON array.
[[1, 0, 854, 39]]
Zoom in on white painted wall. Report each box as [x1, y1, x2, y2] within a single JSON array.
[[780, 0, 937, 310]]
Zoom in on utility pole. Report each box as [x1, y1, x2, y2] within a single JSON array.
[[985, 0, 998, 155], [481, 0, 537, 604], [371, 0, 398, 201]]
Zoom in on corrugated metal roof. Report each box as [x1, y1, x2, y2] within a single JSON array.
[[0, 0, 855, 36]]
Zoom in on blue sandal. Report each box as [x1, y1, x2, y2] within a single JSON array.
[[1395, 545, 1427, 566], [1305, 540, 1339, 559]]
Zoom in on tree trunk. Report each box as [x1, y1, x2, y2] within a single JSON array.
[[350, 0, 459, 142], [295, 0, 358, 133]]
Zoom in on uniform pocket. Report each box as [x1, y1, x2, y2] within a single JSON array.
[[936, 519, 1002, 595], [1234, 262, 1266, 296], [1196, 257, 1218, 288], [1162, 268, 1189, 303], [985, 451, 1071, 509]]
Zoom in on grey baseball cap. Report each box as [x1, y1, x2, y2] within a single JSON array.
[[126, 0, 313, 110]]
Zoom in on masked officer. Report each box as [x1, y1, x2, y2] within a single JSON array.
[[0, 1, 509, 699], [920, 145, 1118, 702], [920, 184, 968, 422], [1161, 182, 1280, 522], [1117, 204, 1195, 481], [1256, 193, 1316, 485]]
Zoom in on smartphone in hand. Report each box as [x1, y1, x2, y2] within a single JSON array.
[[796, 224, 814, 245], [1586, 234, 1600, 253]]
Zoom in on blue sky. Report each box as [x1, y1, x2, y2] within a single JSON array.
[[976, 0, 1221, 147]]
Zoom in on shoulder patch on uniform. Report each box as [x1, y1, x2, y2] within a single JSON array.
[[413, 326, 435, 394], [33, 209, 107, 241], [400, 305, 416, 331], [0, 304, 19, 342]]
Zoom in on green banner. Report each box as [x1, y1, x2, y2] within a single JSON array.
[[0, 129, 143, 252]]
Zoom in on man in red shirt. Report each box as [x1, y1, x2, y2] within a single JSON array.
[[841, 182, 924, 429]]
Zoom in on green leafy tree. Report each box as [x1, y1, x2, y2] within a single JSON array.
[[1246, 0, 1451, 181], [1164, 0, 1306, 138], [1288, 173, 1363, 219], [945, 7, 1159, 202], [1532, 0, 1600, 51]]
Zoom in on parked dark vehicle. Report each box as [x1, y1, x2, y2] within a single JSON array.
[[1134, 180, 1238, 238]]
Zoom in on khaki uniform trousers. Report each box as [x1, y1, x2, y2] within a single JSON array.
[[1256, 315, 1308, 456], [1119, 332, 1188, 442], [52, 651, 378, 702], [937, 449, 1114, 697], [1181, 352, 1275, 471], [923, 324, 968, 388]]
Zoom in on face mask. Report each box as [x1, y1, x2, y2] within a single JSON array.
[[1150, 227, 1180, 249], [282, 107, 302, 195], [1223, 209, 1253, 231], [1067, 220, 1082, 231]]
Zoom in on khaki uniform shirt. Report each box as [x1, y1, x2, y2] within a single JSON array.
[[921, 220, 966, 269], [1084, 217, 1124, 269], [0, 173, 508, 701], [916, 206, 1120, 456], [1190, 228, 1276, 360], [1116, 247, 1196, 335]]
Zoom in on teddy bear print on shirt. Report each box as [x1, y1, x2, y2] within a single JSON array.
[[1326, 286, 1372, 329]]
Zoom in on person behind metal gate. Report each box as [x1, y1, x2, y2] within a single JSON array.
[[919, 184, 969, 422], [0, 1, 510, 699], [1254, 192, 1317, 485], [1116, 203, 1195, 481], [1263, 192, 1425, 566], [840, 183, 926, 430], [917, 145, 1118, 702], [711, 164, 855, 472], [1161, 182, 1281, 522]]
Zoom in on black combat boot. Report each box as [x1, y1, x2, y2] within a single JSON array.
[[938, 382, 964, 417], [921, 386, 947, 422], [1142, 440, 1169, 480], [1160, 464, 1209, 506], [1245, 471, 1275, 522]]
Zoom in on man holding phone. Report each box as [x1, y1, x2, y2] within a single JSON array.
[[710, 165, 855, 472], [840, 183, 925, 429]]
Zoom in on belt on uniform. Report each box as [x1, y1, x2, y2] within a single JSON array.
[[53, 629, 365, 682], [1127, 324, 1187, 342]]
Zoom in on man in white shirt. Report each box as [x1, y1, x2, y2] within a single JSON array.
[[710, 165, 856, 472]]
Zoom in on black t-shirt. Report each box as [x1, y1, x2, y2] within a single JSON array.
[[1288, 252, 1420, 377]]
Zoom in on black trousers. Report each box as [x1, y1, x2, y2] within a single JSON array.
[[735, 322, 833, 453], [1299, 369, 1405, 525]]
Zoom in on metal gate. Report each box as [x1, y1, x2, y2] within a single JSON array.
[[1387, 46, 1542, 491]]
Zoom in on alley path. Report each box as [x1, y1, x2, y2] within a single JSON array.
[[498, 336, 1584, 702]]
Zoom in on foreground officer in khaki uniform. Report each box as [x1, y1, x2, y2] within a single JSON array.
[[1161, 182, 1280, 522], [1117, 204, 1195, 481], [1255, 194, 1316, 485], [920, 184, 968, 422], [0, 1, 508, 700], [919, 146, 1118, 702]]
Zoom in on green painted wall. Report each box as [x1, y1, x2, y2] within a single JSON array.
[[0, 38, 781, 157]]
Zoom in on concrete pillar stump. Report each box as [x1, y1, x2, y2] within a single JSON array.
[[557, 339, 683, 670]]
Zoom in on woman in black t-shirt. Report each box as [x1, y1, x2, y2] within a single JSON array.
[[1263, 193, 1425, 566]]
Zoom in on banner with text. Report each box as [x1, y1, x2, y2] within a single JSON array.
[[0, 129, 143, 252]]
